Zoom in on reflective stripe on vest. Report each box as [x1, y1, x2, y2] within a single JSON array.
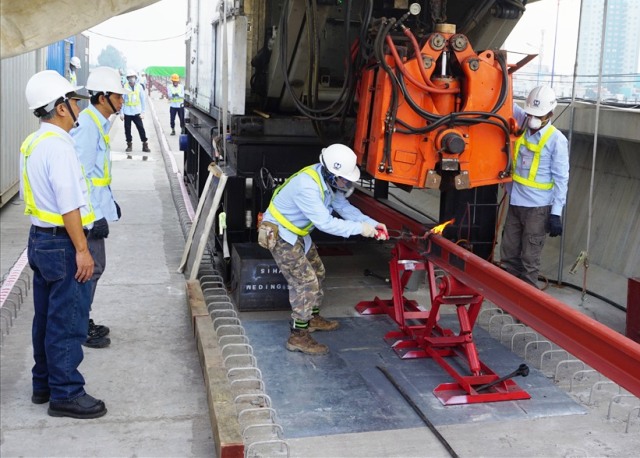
[[125, 85, 141, 106], [512, 125, 557, 190], [267, 166, 325, 236], [169, 85, 183, 103], [84, 109, 112, 187], [20, 132, 96, 226]]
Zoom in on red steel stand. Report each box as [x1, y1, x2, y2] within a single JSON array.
[[357, 241, 530, 405]]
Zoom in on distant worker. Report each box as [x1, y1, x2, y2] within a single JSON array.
[[69, 56, 81, 86], [500, 85, 570, 287], [120, 69, 150, 154], [21, 70, 107, 419], [71, 66, 127, 349], [258, 144, 388, 355], [167, 73, 185, 135]]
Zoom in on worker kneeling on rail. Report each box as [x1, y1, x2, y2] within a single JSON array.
[[259, 144, 388, 355]]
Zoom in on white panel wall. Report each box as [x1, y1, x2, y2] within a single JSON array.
[[0, 51, 44, 206]]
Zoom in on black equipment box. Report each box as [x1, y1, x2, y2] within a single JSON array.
[[231, 243, 290, 311]]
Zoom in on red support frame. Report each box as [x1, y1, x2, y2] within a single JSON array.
[[357, 241, 531, 405]]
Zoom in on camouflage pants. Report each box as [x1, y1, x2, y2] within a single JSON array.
[[270, 237, 325, 323]]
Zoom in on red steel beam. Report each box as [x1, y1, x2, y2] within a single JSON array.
[[421, 234, 640, 397]]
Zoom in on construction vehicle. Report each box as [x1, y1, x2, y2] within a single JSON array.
[[182, 0, 531, 273]]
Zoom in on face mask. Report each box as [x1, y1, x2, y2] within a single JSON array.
[[527, 116, 542, 130]]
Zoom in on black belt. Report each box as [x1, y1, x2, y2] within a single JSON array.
[[32, 226, 89, 237]]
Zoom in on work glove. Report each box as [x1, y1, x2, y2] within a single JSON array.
[[548, 214, 562, 237], [91, 218, 110, 239], [114, 201, 122, 219], [375, 223, 389, 241], [361, 222, 377, 238]]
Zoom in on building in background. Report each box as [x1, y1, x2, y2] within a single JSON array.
[[577, 0, 640, 100]]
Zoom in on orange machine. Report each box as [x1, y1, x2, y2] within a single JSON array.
[[354, 22, 517, 190]]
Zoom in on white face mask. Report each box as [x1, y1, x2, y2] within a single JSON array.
[[527, 116, 542, 130]]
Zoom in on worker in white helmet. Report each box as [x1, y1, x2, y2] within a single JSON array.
[[20, 70, 107, 419], [500, 85, 570, 287], [259, 144, 389, 355], [69, 56, 81, 86], [120, 69, 150, 155], [71, 66, 128, 349]]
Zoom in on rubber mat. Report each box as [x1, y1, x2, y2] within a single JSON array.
[[242, 315, 586, 438]]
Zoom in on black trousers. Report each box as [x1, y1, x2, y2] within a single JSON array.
[[124, 114, 148, 143], [169, 106, 185, 130]]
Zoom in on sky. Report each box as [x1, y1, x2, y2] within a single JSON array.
[[86, 0, 188, 71], [502, 0, 582, 75]]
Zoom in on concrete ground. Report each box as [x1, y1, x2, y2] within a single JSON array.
[[1, 93, 638, 457]]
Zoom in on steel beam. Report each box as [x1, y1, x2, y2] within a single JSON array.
[[422, 234, 640, 397]]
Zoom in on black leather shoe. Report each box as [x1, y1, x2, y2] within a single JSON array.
[[32, 390, 50, 404], [83, 335, 111, 348], [88, 319, 109, 338], [48, 394, 107, 419]]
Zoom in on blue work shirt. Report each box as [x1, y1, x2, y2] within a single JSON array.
[[20, 123, 93, 229], [122, 81, 146, 116], [507, 104, 570, 216], [70, 105, 119, 222], [262, 163, 378, 253]]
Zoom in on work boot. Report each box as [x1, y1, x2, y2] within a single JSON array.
[[170, 128, 176, 136], [125, 142, 132, 152], [83, 335, 110, 348], [88, 318, 109, 338], [308, 314, 339, 332], [286, 329, 329, 355], [142, 142, 151, 153]]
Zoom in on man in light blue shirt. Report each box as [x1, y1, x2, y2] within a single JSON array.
[[501, 85, 570, 287], [21, 70, 106, 419], [259, 144, 388, 355], [71, 67, 127, 349], [120, 69, 150, 155]]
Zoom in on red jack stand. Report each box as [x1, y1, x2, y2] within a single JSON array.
[[357, 241, 531, 405]]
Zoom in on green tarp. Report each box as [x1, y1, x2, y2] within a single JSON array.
[[144, 66, 185, 77]]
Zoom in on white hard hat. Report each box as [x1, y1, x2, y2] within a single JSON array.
[[319, 144, 360, 182], [86, 67, 128, 95], [524, 85, 557, 117], [25, 70, 87, 111], [126, 69, 137, 78], [70, 56, 81, 68]]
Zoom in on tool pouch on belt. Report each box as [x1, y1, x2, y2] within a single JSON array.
[[258, 221, 279, 250]]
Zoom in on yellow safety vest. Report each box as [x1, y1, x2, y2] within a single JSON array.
[[169, 85, 184, 104], [267, 166, 325, 236], [20, 131, 96, 227], [125, 85, 141, 107], [512, 125, 557, 190], [84, 109, 112, 187]]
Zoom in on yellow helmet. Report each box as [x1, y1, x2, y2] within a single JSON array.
[[170, 73, 180, 82]]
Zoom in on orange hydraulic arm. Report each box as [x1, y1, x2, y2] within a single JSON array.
[[354, 21, 517, 191]]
